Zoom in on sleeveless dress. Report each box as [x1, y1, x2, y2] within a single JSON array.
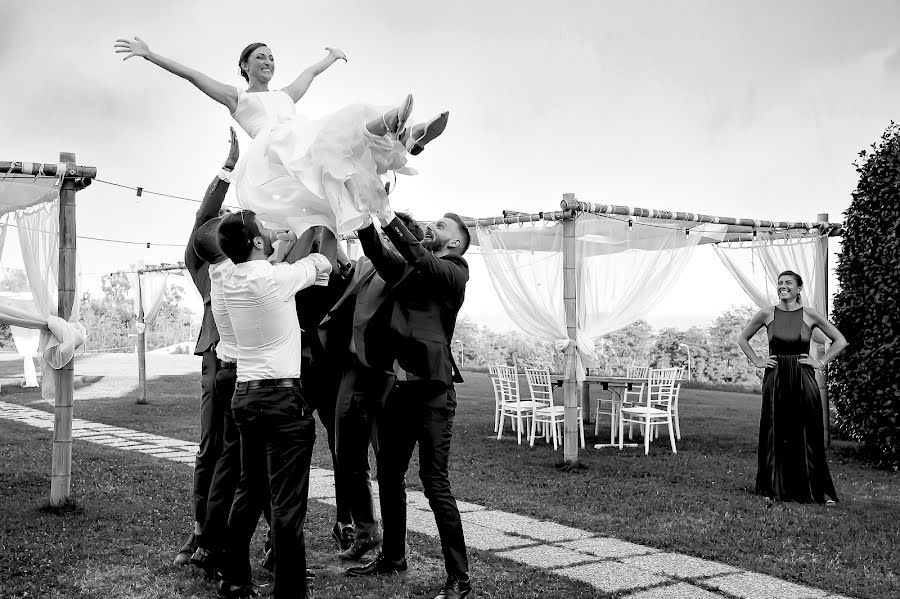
[[756, 306, 838, 503], [227, 90, 414, 236]]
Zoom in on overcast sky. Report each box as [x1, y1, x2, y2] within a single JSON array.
[[3, 0, 899, 331]]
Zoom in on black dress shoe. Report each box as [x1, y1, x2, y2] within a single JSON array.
[[173, 532, 199, 566], [345, 553, 408, 577], [216, 581, 258, 599], [331, 522, 354, 551], [434, 574, 472, 599], [339, 536, 382, 561], [190, 546, 219, 578]]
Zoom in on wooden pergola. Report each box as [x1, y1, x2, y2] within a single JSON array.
[[0, 154, 96, 504], [460, 193, 843, 463]]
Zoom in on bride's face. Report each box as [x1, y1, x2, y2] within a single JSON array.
[[243, 46, 275, 84]]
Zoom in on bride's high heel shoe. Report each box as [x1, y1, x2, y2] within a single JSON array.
[[406, 111, 449, 155], [366, 93, 414, 137]]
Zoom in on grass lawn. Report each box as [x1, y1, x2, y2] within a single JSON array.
[[0, 419, 600, 599], [1, 368, 898, 599]]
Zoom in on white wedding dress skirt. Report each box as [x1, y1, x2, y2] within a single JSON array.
[[228, 89, 413, 235]]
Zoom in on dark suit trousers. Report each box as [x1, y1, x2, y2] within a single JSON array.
[[302, 356, 351, 526], [194, 350, 225, 527], [223, 386, 315, 599], [198, 364, 239, 550], [376, 381, 469, 579], [335, 355, 395, 539]]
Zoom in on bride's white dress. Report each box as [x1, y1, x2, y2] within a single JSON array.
[[228, 89, 413, 235]]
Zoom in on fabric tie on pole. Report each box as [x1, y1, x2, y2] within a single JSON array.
[[554, 330, 596, 382]]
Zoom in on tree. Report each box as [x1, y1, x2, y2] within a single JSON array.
[[829, 122, 900, 469], [704, 305, 765, 387], [146, 284, 193, 351]]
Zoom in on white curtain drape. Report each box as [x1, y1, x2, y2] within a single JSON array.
[[713, 232, 826, 312], [11, 326, 40, 387], [133, 272, 169, 333], [477, 214, 727, 379], [0, 176, 85, 399]]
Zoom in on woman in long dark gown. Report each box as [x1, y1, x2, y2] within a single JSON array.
[[738, 270, 848, 504]]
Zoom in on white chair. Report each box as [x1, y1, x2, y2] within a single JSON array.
[[620, 365, 649, 440], [593, 388, 618, 444], [619, 367, 679, 454], [649, 367, 684, 441], [488, 364, 504, 432], [526, 367, 585, 451], [524, 367, 554, 408], [622, 365, 650, 405], [496, 365, 542, 444]]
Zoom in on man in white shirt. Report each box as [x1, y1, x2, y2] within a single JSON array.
[[214, 208, 331, 599], [185, 214, 249, 577]]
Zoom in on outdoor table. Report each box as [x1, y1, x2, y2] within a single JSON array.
[[552, 375, 644, 448]]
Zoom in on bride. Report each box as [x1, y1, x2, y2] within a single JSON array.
[[114, 37, 449, 235]]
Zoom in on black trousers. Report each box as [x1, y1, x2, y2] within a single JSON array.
[[194, 350, 226, 527], [223, 385, 315, 599], [335, 355, 395, 539], [197, 364, 239, 550], [302, 356, 351, 526], [376, 381, 468, 579]]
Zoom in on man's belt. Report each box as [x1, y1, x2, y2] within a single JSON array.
[[236, 378, 301, 391], [218, 360, 237, 370]]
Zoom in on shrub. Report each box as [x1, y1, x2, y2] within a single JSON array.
[[829, 122, 900, 470]]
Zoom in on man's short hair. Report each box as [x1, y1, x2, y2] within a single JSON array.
[[444, 212, 470, 255], [395, 210, 425, 242], [218, 210, 262, 264]]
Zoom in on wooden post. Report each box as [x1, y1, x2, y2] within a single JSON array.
[[51, 152, 77, 506], [562, 193, 580, 463], [136, 272, 147, 405], [816, 213, 830, 447]]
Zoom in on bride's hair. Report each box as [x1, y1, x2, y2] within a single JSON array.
[[238, 42, 269, 82]]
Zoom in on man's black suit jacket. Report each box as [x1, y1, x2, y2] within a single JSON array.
[[185, 177, 228, 356], [357, 216, 468, 386]]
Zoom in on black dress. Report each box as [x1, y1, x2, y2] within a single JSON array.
[[756, 306, 838, 503]]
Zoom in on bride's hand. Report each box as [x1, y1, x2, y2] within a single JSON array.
[[114, 36, 151, 60], [325, 47, 347, 62]]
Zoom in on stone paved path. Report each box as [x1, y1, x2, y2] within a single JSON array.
[[0, 401, 854, 599]]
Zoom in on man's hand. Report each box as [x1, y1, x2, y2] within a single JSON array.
[[375, 208, 395, 228], [223, 127, 239, 171], [268, 231, 297, 264], [305, 252, 333, 286]]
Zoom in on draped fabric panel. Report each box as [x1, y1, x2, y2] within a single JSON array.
[[133, 272, 169, 332], [11, 326, 40, 387], [477, 214, 727, 380], [0, 178, 85, 399], [713, 232, 827, 312]]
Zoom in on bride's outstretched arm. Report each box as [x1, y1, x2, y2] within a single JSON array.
[[281, 47, 347, 104], [115, 36, 239, 113]]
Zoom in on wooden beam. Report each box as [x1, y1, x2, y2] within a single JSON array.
[[816, 213, 831, 448], [459, 210, 572, 229], [137, 262, 186, 274], [561, 193, 580, 463], [0, 160, 97, 179], [50, 151, 77, 506], [559, 198, 844, 235], [135, 273, 147, 405]]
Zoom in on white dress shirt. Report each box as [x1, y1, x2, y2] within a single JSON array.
[[209, 259, 238, 363], [222, 254, 331, 383]]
